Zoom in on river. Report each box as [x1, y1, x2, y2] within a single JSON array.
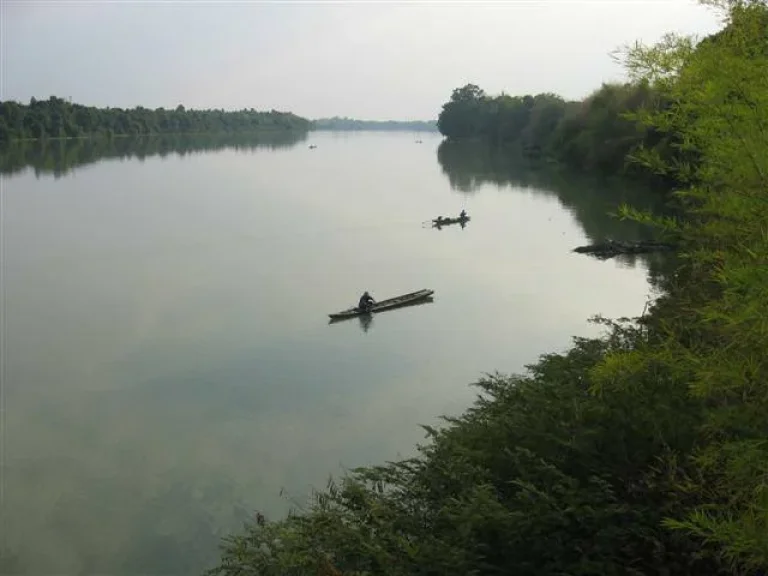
[[1, 131, 662, 574]]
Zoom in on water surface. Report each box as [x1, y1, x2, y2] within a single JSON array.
[[2, 131, 659, 574]]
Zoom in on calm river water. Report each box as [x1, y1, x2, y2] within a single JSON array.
[[1, 131, 662, 574]]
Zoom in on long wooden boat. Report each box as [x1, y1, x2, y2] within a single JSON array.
[[328, 289, 435, 321], [432, 215, 470, 227]]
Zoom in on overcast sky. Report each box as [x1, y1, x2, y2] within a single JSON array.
[[2, 1, 723, 120]]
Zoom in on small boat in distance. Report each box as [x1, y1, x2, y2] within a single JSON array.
[[328, 289, 435, 321], [432, 214, 470, 228]]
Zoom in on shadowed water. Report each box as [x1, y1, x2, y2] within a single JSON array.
[[2, 131, 661, 574]]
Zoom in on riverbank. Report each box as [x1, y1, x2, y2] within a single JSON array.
[[210, 3, 768, 574]]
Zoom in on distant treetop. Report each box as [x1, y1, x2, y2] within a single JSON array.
[[0, 96, 311, 141], [312, 116, 438, 132]]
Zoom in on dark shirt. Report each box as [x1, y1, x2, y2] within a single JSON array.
[[359, 294, 374, 309]]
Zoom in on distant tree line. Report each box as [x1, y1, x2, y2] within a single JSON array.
[[313, 117, 438, 132], [0, 97, 311, 141], [437, 82, 675, 182]]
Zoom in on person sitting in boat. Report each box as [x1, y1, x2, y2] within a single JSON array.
[[358, 291, 375, 312], [460, 209, 467, 219]]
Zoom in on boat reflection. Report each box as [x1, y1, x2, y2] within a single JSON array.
[[358, 314, 374, 333]]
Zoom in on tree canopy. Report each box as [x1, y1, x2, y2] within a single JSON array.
[[437, 81, 668, 180], [0, 97, 311, 142]]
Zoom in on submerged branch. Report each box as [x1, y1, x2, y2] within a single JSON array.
[[573, 239, 677, 259]]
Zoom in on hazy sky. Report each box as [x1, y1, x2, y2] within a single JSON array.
[[3, 1, 723, 120]]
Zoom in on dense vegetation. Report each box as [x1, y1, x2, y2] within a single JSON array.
[[437, 81, 675, 181], [0, 131, 308, 179], [0, 97, 311, 141], [312, 117, 438, 132], [436, 70, 683, 181], [211, 1, 768, 575]]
